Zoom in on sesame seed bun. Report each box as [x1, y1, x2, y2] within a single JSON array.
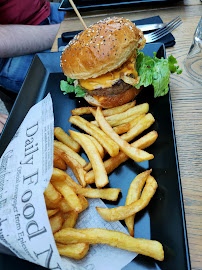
[[61, 17, 146, 80]]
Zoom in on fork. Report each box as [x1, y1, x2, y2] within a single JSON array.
[[144, 16, 182, 43]]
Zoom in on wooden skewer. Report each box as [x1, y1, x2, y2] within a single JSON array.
[[69, 0, 88, 30]]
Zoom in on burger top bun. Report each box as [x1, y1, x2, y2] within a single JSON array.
[[61, 17, 146, 80]]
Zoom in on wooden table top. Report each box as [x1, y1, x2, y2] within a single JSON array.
[[52, 1, 202, 269]]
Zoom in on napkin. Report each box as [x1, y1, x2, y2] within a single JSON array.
[[58, 15, 175, 50]]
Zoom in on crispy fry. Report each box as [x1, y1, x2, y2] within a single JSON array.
[[44, 182, 62, 204], [96, 175, 157, 221], [90, 101, 136, 118], [121, 113, 155, 142], [49, 212, 64, 234], [92, 113, 143, 128], [71, 106, 96, 116], [83, 134, 105, 172], [83, 162, 92, 172], [132, 130, 158, 149], [54, 228, 164, 261], [52, 180, 82, 212], [54, 146, 86, 187], [69, 116, 119, 157], [56, 243, 89, 260], [62, 211, 78, 228], [78, 194, 89, 211], [95, 107, 153, 162], [102, 100, 136, 116], [47, 209, 59, 218], [54, 127, 80, 152], [58, 194, 88, 213], [54, 140, 87, 167], [44, 195, 60, 209], [51, 168, 121, 201], [85, 134, 105, 159], [125, 170, 152, 236], [113, 114, 145, 134], [58, 198, 73, 213], [85, 131, 158, 184], [92, 103, 149, 127], [113, 113, 143, 126], [70, 130, 109, 188], [53, 153, 67, 170]]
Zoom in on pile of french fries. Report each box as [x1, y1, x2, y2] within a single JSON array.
[[44, 101, 164, 262]]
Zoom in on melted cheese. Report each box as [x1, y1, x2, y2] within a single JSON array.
[[79, 56, 138, 91]]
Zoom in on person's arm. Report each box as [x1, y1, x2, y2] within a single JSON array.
[[0, 24, 60, 58], [0, 113, 8, 133]]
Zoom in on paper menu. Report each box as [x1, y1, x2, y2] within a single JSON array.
[[0, 94, 137, 270]]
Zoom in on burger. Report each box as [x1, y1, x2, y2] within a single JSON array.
[[60, 17, 181, 108]]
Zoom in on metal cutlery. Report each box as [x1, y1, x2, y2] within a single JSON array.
[[144, 16, 182, 43], [136, 23, 166, 32]]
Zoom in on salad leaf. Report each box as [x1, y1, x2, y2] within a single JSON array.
[[135, 51, 182, 98], [60, 80, 86, 97]]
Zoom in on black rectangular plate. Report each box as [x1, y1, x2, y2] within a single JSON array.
[[0, 43, 191, 270], [58, 0, 182, 11]]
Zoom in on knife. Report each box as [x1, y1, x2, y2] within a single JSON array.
[[61, 23, 165, 42], [136, 23, 165, 32]]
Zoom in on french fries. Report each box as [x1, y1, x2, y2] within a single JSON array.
[[71, 106, 95, 116], [58, 194, 89, 213], [49, 212, 64, 234], [52, 180, 82, 212], [54, 228, 164, 261], [113, 114, 145, 134], [85, 131, 158, 184], [121, 113, 155, 142], [54, 127, 80, 152], [85, 134, 105, 159], [69, 115, 119, 157], [96, 175, 158, 221], [77, 194, 89, 211], [44, 100, 164, 263], [47, 209, 59, 218], [56, 243, 89, 260], [83, 135, 104, 171], [125, 170, 152, 236], [44, 182, 62, 205], [53, 153, 67, 170], [45, 195, 61, 209], [62, 211, 78, 229], [52, 168, 121, 201], [92, 103, 149, 127], [71, 101, 135, 117], [70, 130, 109, 188], [58, 198, 73, 213], [54, 146, 87, 187], [95, 107, 154, 163], [54, 140, 87, 167]]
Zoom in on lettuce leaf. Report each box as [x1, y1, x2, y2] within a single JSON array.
[[60, 80, 86, 97], [135, 51, 182, 98]]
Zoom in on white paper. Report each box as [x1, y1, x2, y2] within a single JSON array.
[[0, 94, 137, 270]]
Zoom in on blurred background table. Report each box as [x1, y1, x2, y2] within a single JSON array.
[[51, 1, 202, 269]]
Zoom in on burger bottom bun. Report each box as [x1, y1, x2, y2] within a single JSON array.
[[84, 87, 142, 108]]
